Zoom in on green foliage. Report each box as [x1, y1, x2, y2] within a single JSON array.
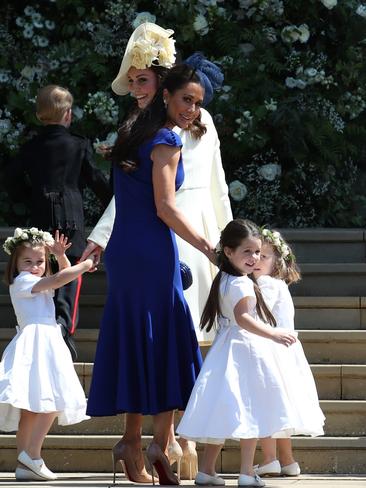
[[1, 0, 366, 227]]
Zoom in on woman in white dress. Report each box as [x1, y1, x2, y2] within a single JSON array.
[[80, 23, 232, 482], [0, 229, 94, 481], [177, 219, 325, 487]]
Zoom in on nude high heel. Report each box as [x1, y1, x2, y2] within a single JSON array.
[[179, 439, 198, 480], [167, 440, 183, 480], [146, 442, 180, 485], [112, 440, 155, 484]]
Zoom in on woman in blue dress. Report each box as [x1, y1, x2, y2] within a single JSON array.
[[87, 64, 216, 485]]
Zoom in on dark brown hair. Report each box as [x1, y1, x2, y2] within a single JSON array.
[[201, 219, 276, 332], [4, 242, 52, 285], [111, 63, 207, 172]]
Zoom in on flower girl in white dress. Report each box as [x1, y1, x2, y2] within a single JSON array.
[[252, 228, 321, 478], [0, 228, 95, 481], [177, 219, 324, 487]]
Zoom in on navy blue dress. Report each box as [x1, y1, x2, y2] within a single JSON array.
[[87, 128, 203, 416]]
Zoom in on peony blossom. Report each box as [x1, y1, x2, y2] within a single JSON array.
[[258, 164, 281, 181], [229, 180, 248, 201], [320, 0, 337, 9]]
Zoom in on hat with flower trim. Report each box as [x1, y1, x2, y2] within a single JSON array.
[[111, 22, 176, 96]]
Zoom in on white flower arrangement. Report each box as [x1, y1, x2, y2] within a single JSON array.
[[130, 28, 176, 70], [3, 227, 54, 255], [261, 228, 293, 261]]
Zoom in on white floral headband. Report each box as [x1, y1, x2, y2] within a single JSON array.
[[3, 227, 54, 255], [261, 228, 294, 261]]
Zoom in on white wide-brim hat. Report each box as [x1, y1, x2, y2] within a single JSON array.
[[111, 22, 176, 96]]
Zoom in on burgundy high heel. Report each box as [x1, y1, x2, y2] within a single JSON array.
[[146, 442, 180, 485], [112, 440, 155, 484]]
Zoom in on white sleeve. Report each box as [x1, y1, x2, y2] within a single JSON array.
[[229, 276, 256, 309], [205, 112, 233, 231], [11, 273, 42, 298], [87, 196, 116, 249], [257, 275, 280, 311]]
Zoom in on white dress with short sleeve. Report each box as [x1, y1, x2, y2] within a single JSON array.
[[177, 273, 325, 444], [0, 271, 89, 432], [257, 275, 295, 330]]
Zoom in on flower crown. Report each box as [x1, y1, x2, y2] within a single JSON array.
[[130, 26, 176, 70], [261, 228, 294, 261], [3, 227, 54, 255]]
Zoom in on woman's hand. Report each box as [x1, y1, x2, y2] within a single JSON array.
[[270, 328, 297, 347], [48, 230, 72, 258], [80, 240, 103, 271]]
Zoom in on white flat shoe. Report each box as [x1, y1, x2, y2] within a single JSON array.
[[15, 466, 45, 481], [238, 474, 265, 487], [281, 462, 301, 476], [18, 451, 57, 481], [254, 460, 281, 476], [195, 471, 226, 485]]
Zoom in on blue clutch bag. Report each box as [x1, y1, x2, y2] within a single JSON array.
[[180, 261, 193, 290]]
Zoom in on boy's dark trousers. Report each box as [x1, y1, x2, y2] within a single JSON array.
[[52, 256, 82, 362]]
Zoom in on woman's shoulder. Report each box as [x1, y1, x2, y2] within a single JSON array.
[[153, 128, 182, 148]]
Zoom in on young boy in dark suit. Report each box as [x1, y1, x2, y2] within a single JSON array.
[[7, 85, 112, 360]]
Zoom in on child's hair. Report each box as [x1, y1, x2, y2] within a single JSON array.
[[261, 228, 301, 285], [36, 84, 73, 124], [3, 228, 54, 285], [201, 219, 276, 332]]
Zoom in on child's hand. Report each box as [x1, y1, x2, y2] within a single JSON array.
[[48, 230, 72, 258], [271, 329, 297, 347]]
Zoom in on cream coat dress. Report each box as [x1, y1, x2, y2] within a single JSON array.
[[88, 109, 232, 341]]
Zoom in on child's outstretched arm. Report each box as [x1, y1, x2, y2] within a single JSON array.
[[234, 298, 297, 347], [31, 258, 94, 293]]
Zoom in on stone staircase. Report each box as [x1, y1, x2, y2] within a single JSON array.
[[1, 227, 366, 475]]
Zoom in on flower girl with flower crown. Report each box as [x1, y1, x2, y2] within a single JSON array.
[[252, 228, 322, 478], [0, 228, 95, 481]]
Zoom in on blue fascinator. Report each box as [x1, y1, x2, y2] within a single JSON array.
[[184, 52, 224, 106]]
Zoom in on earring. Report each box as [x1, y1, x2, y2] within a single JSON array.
[[163, 99, 168, 108]]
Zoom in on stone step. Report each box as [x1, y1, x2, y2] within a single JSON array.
[[1, 262, 366, 297], [2, 329, 366, 365], [0, 435, 365, 474], [281, 229, 366, 263], [42, 401, 366, 437], [290, 264, 366, 296], [1, 228, 365, 263], [2, 295, 366, 331]]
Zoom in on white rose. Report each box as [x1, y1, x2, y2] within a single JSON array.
[[21, 232, 28, 239], [285, 77, 297, 88], [320, 0, 337, 9], [356, 5, 366, 17], [258, 163, 281, 181], [229, 180, 248, 202], [262, 229, 270, 236], [298, 24, 310, 43], [273, 238, 281, 247], [132, 12, 156, 29], [14, 228, 23, 238], [29, 227, 39, 233], [193, 14, 209, 35], [272, 231, 280, 238], [281, 246, 290, 257]]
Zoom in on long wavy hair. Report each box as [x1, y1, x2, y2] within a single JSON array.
[[111, 64, 207, 172], [201, 219, 277, 332]]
